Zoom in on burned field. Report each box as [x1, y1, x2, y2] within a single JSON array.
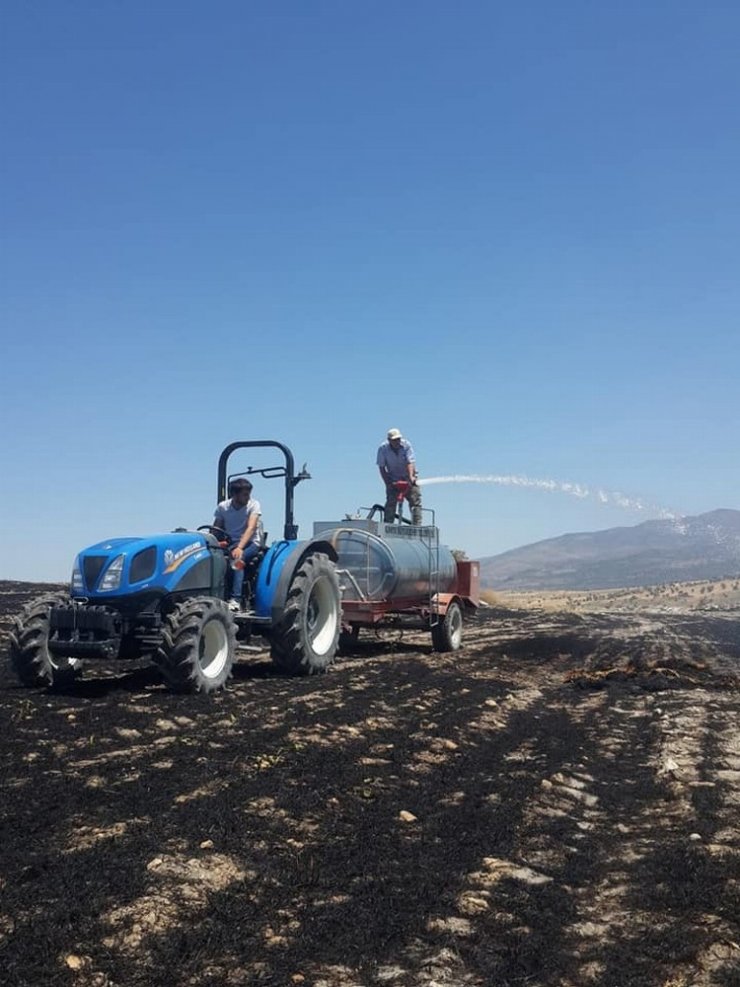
[[1, 581, 740, 987]]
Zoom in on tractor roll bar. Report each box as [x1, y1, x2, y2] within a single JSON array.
[[217, 441, 310, 541]]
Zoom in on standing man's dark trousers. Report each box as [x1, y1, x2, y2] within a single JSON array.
[[384, 482, 422, 525]]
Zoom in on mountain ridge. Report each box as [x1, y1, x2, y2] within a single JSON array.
[[479, 508, 740, 590]]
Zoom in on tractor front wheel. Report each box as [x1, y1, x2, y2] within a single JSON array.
[[270, 553, 341, 675], [431, 600, 464, 652], [156, 597, 236, 693], [9, 592, 80, 689]]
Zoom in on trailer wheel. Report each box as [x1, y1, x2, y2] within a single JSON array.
[[156, 597, 236, 693], [270, 553, 341, 675], [431, 600, 464, 652], [9, 592, 80, 689]]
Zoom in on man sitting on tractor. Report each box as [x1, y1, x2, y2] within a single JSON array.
[[214, 478, 264, 611], [376, 427, 422, 525]]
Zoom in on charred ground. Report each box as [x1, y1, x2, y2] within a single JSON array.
[[1, 580, 739, 987]]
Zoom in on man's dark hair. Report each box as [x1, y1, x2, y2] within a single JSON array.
[[229, 478, 253, 496]]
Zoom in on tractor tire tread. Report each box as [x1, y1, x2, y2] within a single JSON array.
[[270, 553, 341, 676], [156, 597, 236, 694], [9, 592, 77, 688]]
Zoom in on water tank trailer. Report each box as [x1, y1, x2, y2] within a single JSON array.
[[317, 483, 480, 650]]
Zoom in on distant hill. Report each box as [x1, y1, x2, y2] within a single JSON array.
[[479, 509, 740, 590]]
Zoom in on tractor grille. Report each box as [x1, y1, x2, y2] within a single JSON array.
[[83, 556, 107, 590], [130, 546, 156, 583]]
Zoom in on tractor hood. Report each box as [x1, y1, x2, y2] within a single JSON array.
[[72, 532, 212, 597]]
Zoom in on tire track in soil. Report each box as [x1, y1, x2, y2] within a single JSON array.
[[609, 687, 740, 987]]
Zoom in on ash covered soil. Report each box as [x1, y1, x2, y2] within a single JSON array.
[[1, 581, 740, 987]]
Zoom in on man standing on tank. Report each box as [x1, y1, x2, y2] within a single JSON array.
[[377, 428, 422, 525], [214, 478, 263, 612]]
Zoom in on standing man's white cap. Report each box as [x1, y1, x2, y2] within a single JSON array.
[[387, 428, 402, 440]]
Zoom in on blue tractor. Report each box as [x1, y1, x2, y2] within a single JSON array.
[[9, 442, 343, 693]]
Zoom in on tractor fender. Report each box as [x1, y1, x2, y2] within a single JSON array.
[[254, 539, 338, 623]]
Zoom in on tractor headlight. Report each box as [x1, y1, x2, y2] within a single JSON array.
[[71, 556, 84, 593], [99, 554, 125, 592]]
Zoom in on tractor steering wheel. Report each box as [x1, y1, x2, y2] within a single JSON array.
[[197, 525, 228, 539]]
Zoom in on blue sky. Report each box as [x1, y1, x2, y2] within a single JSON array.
[[1, 1, 739, 581]]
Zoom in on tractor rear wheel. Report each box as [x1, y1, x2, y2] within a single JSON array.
[[156, 597, 236, 693], [431, 600, 464, 652], [9, 592, 80, 689], [270, 553, 341, 675]]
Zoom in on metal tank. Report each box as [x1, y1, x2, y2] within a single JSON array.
[[312, 519, 457, 603]]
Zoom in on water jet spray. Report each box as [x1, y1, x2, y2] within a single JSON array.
[[418, 473, 680, 521]]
